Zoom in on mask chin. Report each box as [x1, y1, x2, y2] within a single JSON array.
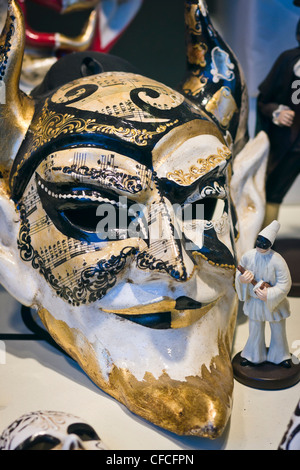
[[35, 279, 238, 439]]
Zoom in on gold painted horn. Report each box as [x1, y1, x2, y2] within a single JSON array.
[[179, 0, 248, 154], [0, 0, 34, 174]]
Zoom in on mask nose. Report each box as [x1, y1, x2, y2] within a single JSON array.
[[61, 434, 84, 450], [136, 196, 195, 281]]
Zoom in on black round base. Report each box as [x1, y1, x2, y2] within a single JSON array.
[[232, 352, 300, 390]]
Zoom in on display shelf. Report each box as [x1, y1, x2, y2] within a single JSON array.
[[0, 294, 299, 451]]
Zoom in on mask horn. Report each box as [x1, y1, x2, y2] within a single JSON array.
[[0, 0, 34, 175], [179, 0, 248, 154]]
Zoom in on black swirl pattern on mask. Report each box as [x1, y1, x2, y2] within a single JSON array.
[[136, 251, 187, 282], [129, 87, 188, 120], [55, 163, 144, 194]]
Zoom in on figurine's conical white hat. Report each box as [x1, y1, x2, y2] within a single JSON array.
[[258, 220, 281, 245]]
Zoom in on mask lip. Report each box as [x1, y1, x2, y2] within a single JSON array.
[[114, 297, 219, 329]]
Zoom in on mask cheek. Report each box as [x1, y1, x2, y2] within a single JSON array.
[[18, 199, 144, 307], [182, 216, 236, 269], [0, 192, 38, 306]]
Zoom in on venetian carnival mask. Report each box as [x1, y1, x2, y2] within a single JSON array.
[[14, 0, 143, 91], [0, 410, 108, 450], [0, 0, 269, 439]]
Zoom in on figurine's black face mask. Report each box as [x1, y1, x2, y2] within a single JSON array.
[[255, 235, 272, 250]]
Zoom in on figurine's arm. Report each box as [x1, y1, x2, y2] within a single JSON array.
[[265, 255, 292, 312], [271, 105, 295, 127], [238, 270, 254, 284], [257, 98, 279, 121], [254, 286, 268, 302], [235, 255, 253, 301], [257, 99, 295, 127], [257, 51, 294, 127]]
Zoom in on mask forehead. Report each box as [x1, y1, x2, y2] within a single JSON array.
[[50, 72, 185, 119], [9, 72, 208, 200]]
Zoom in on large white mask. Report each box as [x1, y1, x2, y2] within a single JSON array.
[[0, 0, 268, 439]]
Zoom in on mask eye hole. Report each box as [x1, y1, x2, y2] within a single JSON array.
[[211, 199, 225, 220], [181, 169, 228, 222], [36, 173, 139, 242], [67, 424, 100, 442], [63, 205, 102, 233], [63, 203, 137, 234], [14, 434, 61, 450], [182, 198, 218, 221]]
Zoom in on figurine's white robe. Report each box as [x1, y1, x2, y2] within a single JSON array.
[[235, 248, 291, 364]]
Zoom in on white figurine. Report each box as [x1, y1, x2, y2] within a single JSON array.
[[235, 220, 292, 367]]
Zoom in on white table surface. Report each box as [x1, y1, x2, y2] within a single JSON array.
[[0, 205, 299, 451]]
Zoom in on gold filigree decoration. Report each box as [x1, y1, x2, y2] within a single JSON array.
[[184, 5, 202, 35], [11, 99, 178, 184], [187, 43, 208, 67], [34, 99, 178, 147], [166, 146, 231, 186], [205, 87, 238, 129], [38, 306, 235, 439], [182, 72, 208, 97]]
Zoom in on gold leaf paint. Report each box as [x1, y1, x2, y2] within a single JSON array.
[[38, 307, 236, 439]]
